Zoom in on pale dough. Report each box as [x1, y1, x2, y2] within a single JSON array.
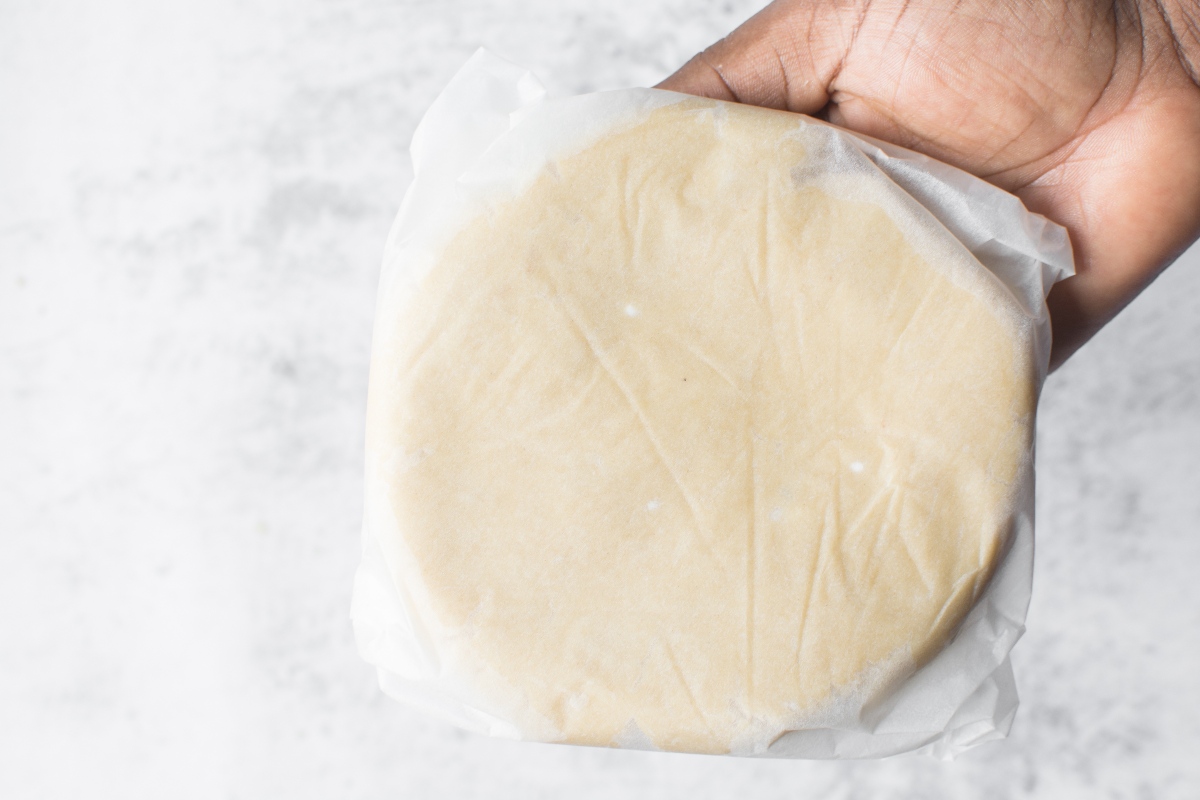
[[367, 100, 1035, 754]]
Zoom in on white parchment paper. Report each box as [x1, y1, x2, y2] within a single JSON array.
[[352, 48, 1074, 760]]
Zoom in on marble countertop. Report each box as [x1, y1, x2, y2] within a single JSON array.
[[3, 2, 1198, 797]]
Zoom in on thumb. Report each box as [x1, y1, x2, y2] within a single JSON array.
[[656, 0, 858, 116]]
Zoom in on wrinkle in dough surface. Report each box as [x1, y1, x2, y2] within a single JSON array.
[[368, 101, 1035, 754]]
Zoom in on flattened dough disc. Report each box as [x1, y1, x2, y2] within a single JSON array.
[[367, 99, 1035, 754]]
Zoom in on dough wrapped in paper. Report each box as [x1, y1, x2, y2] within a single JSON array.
[[353, 50, 1073, 759]]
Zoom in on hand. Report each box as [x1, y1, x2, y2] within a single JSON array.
[[658, 0, 1200, 369]]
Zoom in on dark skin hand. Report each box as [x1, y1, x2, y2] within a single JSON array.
[[658, 0, 1200, 369]]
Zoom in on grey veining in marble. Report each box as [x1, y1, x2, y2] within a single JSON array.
[[2, 2, 1198, 797]]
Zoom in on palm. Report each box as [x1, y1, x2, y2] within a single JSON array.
[[659, 0, 1200, 367]]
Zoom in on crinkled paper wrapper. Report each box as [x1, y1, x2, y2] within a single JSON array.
[[352, 49, 1074, 760]]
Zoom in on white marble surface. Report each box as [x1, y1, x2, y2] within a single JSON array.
[[2, 1, 1198, 797]]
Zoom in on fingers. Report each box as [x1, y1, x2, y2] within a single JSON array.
[[656, 0, 857, 116]]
